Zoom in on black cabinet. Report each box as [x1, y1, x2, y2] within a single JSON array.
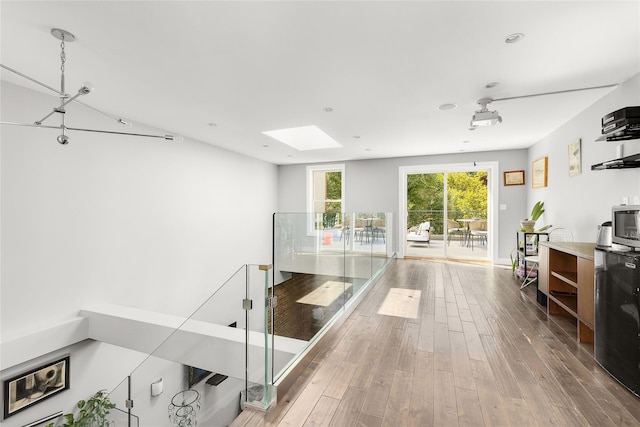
[[594, 247, 640, 397]]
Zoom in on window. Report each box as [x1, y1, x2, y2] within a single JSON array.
[[307, 165, 344, 232]]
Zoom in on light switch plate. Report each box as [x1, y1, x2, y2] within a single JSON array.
[[634, 196, 640, 205], [623, 196, 629, 204], [499, 204, 507, 211]]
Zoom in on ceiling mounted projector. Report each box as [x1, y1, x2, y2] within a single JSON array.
[[470, 98, 502, 127]]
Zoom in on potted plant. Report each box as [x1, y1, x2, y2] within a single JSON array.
[[520, 201, 551, 232], [46, 389, 115, 427]]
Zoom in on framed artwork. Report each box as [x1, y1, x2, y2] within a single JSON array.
[[22, 411, 63, 427], [504, 170, 525, 186], [568, 139, 581, 176], [532, 157, 548, 188], [3, 356, 69, 419]]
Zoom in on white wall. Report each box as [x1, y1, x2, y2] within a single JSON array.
[[278, 150, 529, 262], [527, 73, 640, 241], [1, 81, 278, 422]]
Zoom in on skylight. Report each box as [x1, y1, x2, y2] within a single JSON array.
[[262, 125, 342, 151]]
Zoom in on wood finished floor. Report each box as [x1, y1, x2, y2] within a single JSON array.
[[232, 258, 640, 427]]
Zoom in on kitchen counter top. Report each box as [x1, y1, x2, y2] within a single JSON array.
[[539, 241, 596, 261]]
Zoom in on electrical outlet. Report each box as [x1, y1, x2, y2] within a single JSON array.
[[622, 196, 629, 205], [634, 196, 640, 205]]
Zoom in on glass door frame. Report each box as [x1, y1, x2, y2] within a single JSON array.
[[398, 161, 499, 262]]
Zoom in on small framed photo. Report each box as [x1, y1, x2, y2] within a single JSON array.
[[503, 170, 525, 186], [568, 139, 581, 176], [3, 356, 69, 419], [532, 157, 548, 188]]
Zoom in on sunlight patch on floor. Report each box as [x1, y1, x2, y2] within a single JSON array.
[[296, 280, 353, 306], [377, 288, 421, 319]]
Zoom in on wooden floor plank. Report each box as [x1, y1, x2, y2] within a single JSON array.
[[381, 370, 413, 427], [408, 350, 435, 427], [433, 369, 459, 426], [327, 387, 367, 427], [303, 396, 340, 427], [323, 360, 358, 400], [455, 386, 483, 427]]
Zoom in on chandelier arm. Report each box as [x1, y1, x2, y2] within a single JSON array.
[[65, 126, 177, 140], [0, 64, 64, 95], [74, 99, 132, 127], [0, 121, 178, 141], [492, 84, 618, 103], [34, 91, 86, 125]]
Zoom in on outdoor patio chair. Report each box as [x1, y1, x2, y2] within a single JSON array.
[[447, 219, 465, 245], [407, 221, 430, 247], [469, 219, 488, 250]]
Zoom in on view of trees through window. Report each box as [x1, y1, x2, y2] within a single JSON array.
[[407, 171, 488, 235], [313, 170, 342, 229]]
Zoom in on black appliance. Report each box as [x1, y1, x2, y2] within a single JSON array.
[[594, 247, 640, 397], [600, 106, 640, 140]]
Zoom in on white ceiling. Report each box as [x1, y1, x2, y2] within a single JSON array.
[[1, 1, 639, 165]]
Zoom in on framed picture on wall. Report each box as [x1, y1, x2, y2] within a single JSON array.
[[3, 356, 69, 419], [503, 170, 525, 186], [532, 157, 548, 188], [568, 139, 581, 176]]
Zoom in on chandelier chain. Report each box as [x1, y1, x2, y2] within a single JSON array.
[[60, 39, 66, 76]]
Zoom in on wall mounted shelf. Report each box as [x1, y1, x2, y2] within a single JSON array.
[[591, 152, 640, 170]]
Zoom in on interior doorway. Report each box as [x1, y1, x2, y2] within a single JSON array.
[[399, 162, 499, 262]]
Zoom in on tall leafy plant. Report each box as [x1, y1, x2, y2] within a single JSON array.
[[47, 390, 115, 427]]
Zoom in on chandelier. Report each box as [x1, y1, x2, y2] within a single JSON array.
[[0, 28, 182, 145]]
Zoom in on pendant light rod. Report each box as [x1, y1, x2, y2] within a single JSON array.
[[492, 83, 618, 103], [1, 63, 63, 95], [75, 100, 132, 127], [0, 121, 182, 141]]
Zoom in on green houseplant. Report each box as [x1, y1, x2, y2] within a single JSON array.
[[46, 389, 115, 427], [520, 201, 551, 232]]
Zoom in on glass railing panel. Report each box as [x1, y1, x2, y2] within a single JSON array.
[[272, 212, 394, 384], [106, 262, 275, 426], [107, 407, 139, 426], [242, 264, 275, 410]]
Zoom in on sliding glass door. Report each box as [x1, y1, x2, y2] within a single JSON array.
[[402, 164, 493, 261]]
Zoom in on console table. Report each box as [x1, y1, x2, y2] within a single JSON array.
[[538, 241, 595, 343]]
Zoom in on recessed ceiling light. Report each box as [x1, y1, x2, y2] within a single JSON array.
[[262, 144, 269, 148], [353, 135, 361, 139], [505, 33, 524, 43], [208, 122, 217, 127], [437, 103, 458, 111], [322, 107, 333, 112], [463, 140, 470, 144], [262, 125, 342, 151], [485, 82, 500, 89], [365, 148, 372, 151]]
